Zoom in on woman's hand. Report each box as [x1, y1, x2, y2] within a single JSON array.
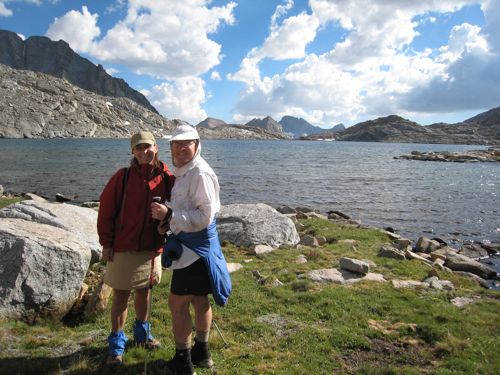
[[102, 247, 114, 261], [151, 202, 169, 221]]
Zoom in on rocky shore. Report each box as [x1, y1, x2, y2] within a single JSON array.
[[1, 192, 498, 325], [395, 148, 500, 162]]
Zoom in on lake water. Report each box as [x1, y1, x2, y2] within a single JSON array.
[[0, 138, 498, 246]]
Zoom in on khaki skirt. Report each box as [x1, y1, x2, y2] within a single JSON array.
[[104, 251, 162, 290]]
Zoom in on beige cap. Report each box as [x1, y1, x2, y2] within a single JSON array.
[[131, 131, 156, 149]]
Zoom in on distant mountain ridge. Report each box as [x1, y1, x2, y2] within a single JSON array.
[[0, 64, 287, 140], [245, 116, 284, 133], [1, 27, 498, 144], [302, 111, 500, 145], [0, 29, 157, 113], [195, 117, 289, 139], [197, 117, 227, 129], [279, 115, 345, 137]]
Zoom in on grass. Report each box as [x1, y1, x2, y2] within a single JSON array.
[[0, 212, 498, 374], [0, 196, 22, 209]]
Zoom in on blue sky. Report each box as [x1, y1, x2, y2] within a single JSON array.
[[1, 0, 499, 128]]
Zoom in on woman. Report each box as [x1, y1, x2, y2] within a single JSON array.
[[152, 124, 231, 375], [97, 131, 174, 365]]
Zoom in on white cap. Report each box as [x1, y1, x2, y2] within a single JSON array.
[[170, 124, 200, 141]]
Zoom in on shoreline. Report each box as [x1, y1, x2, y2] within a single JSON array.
[[2, 191, 499, 258]]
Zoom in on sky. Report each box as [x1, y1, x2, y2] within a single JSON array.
[[1, 0, 499, 128]]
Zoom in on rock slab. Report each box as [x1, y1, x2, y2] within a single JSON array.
[[217, 203, 300, 248], [0, 200, 101, 262], [0, 219, 91, 322]]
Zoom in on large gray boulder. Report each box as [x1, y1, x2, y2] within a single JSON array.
[[0, 219, 91, 322], [444, 252, 496, 279], [217, 203, 300, 248], [0, 200, 101, 262]]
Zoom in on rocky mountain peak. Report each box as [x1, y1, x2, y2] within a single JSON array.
[[464, 106, 500, 126], [245, 116, 283, 133], [197, 117, 227, 129], [0, 29, 157, 114]]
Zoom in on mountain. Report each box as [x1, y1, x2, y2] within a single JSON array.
[[197, 124, 289, 140], [195, 117, 288, 139], [245, 116, 283, 133], [196, 117, 227, 129], [0, 64, 180, 138], [279, 115, 345, 137], [302, 112, 500, 144], [0, 64, 289, 140], [335, 115, 433, 143], [464, 106, 500, 125], [0, 29, 157, 113]]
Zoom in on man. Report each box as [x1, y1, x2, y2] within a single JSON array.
[[152, 124, 231, 374]]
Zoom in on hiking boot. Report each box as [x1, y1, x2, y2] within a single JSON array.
[[106, 354, 123, 366], [107, 330, 128, 366], [190, 338, 214, 368], [166, 349, 196, 375], [132, 319, 161, 350]]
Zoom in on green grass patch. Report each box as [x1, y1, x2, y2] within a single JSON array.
[[0, 217, 498, 374], [0, 196, 22, 209]]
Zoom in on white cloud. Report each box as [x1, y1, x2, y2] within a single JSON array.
[[399, 0, 499, 113], [438, 23, 488, 63], [229, 4, 320, 85], [481, 0, 500, 51], [105, 67, 119, 76], [233, 54, 365, 124], [42, 0, 237, 122], [147, 76, 207, 124], [0, 1, 12, 16], [48, 1, 237, 80], [260, 12, 320, 60], [210, 70, 221, 80], [227, 53, 261, 84], [106, 0, 126, 14], [270, 0, 294, 32], [231, 0, 497, 126], [45, 6, 100, 53], [1, 0, 58, 17]]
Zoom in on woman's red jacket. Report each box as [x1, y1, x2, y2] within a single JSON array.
[[97, 162, 175, 253]]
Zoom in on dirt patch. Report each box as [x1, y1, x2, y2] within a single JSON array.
[[340, 338, 434, 374]]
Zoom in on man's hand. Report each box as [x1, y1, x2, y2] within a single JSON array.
[[102, 247, 114, 262], [151, 202, 169, 221]]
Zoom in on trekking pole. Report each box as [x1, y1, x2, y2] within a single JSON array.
[[212, 319, 229, 348], [144, 196, 162, 374], [143, 254, 155, 375]]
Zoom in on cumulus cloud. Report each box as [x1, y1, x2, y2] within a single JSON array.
[[270, 0, 294, 32], [0, 1, 13, 17], [260, 12, 320, 60], [1, 0, 57, 16], [481, 0, 500, 51], [46, 6, 100, 52], [147, 76, 207, 124], [438, 23, 488, 63], [43, 1, 236, 121], [231, 0, 497, 126], [398, 0, 499, 113], [48, 1, 237, 80], [229, 4, 320, 86], [210, 70, 221, 80]]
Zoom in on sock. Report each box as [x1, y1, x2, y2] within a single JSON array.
[[196, 330, 210, 343], [175, 341, 191, 350]]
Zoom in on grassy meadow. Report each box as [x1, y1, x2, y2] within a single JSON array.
[[0, 198, 499, 374]]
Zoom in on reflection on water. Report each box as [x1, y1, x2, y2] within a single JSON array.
[[0, 138, 498, 244]]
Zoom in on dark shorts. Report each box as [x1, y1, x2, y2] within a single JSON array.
[[171, 258, 212, 296]]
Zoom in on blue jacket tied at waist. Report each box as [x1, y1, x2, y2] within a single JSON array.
[[162, 220, 232, 306]]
